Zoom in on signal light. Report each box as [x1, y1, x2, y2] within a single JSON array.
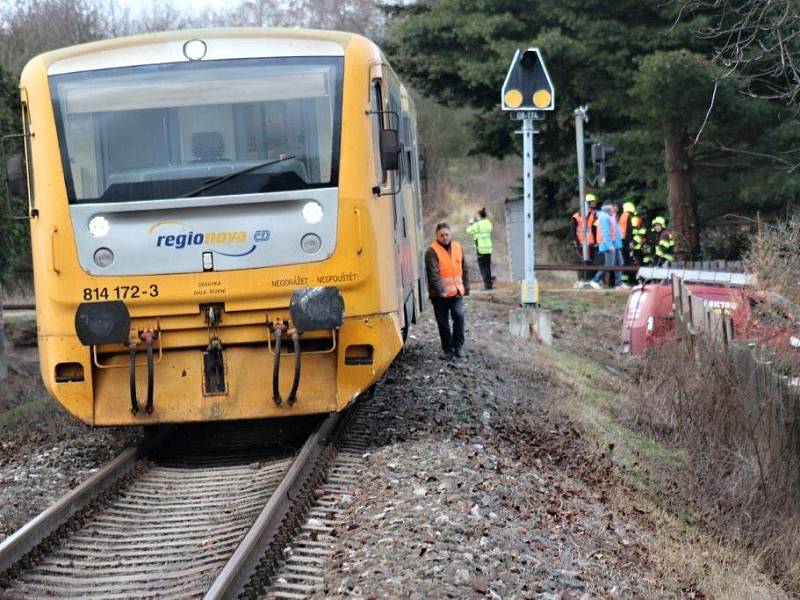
[[504, 89, 523, 108], [500, 48, 554, 111], [532, 90, 551, 109]]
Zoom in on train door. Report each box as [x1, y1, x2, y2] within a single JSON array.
[[369, 74, 404, 320], [389, 91, 410, 285], [390, 89, 415, 335], [405, 103, 426, 315]]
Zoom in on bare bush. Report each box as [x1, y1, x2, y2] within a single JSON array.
[[743, 214, 800, 317], [0, 0, 108, 73], [0, 0, 387, 77]]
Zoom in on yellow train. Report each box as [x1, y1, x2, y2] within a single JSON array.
[[5, 28, 425, 425]]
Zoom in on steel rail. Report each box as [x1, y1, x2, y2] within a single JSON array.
[[535, 262, 640, 272], [0, 429, 166, 573], [205, 411, 341, 600]]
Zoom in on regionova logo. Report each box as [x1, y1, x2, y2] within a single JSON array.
[[148, 221, 271, 257]]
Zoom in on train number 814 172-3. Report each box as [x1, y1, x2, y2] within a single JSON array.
[[83, 285, 159, 301]]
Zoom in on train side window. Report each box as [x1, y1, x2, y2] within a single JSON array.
[[388, 91, 404, 187], [370, 81, 385, 185], [402, 113, 413, 183]]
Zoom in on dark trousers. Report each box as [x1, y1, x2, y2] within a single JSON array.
[[621, 240, 635, 283], [431, 296, 465, 355], [575, 245, 596, 280], [477, 254, 493, 289]]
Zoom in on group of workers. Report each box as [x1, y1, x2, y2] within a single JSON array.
[[570, 193, 674, 289], [423, 197, 676, 359]]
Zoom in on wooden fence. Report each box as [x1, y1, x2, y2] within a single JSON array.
[[671, 275, 800, 493]]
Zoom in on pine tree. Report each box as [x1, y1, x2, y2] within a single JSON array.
[[388, 1, 800, 259]]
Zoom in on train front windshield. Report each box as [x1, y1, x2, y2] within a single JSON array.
[[50, 57, 343, 204]]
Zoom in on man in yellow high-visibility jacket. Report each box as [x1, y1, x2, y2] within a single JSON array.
[[466, 207, 494, 290]]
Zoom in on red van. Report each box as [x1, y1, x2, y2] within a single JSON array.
[[621, 282, 742, 355]]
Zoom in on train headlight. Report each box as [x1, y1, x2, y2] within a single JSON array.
[[302, 201, 323, 224], [88, 215, 110, 238], [75, 301, 131, 346], [93, 247, 115, 269], [183, 39, 207, 61], [301, 233, 322, 254]]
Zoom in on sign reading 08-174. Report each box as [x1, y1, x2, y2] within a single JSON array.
[[501, 48, 555, 111]]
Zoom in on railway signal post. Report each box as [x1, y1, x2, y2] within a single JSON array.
[[502, 48, 553, 344]]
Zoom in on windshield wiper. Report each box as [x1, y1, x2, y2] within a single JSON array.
[[180, 155, 296, 198]]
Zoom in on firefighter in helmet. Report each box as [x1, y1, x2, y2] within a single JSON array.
[[618, 200, 637, 284], [650, 216, 675, 266]]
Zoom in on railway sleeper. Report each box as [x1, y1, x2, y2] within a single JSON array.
[[270, 592, 311, 600]]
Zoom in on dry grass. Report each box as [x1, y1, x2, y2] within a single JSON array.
[[632, 334, 800, 591], [533, 330, 789, 597]]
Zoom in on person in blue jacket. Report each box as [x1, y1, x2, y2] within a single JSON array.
[[611, 203, 630, 289], [590, 204, 622, 289]]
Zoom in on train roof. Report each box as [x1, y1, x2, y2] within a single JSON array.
[[22, 28, 383, 77]]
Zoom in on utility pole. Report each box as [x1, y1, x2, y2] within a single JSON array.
[[501, 48, 554, 343], [574, 106, 589, 263], [521, 112, 537, 304], [0, 284, 6, 381]]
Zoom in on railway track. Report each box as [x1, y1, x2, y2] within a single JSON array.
[[0, 412, 342, 599], [263, 400, 380, 598]]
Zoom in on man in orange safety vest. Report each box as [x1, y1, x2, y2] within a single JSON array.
[[571, 194, 597, 283], [425, 223, 470, 360]]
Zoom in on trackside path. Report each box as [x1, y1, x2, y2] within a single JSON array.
[[314, 289, 786, 598]]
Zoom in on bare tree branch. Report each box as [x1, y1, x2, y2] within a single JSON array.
[[691, 79, 719, 146], [685, 0, 800, 109]]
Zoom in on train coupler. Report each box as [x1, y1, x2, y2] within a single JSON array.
[[268, 322, 302, 406], [128, 343, 139, 415], [140, 331, 157, 414], [203, 337, 226, 395], [202, 303, 226, 395], [127, 329, 159, 415]]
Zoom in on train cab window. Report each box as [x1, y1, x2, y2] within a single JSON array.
[[50, 57, 343, 203]]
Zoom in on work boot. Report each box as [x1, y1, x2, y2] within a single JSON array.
[[440, 352, 455, 361]]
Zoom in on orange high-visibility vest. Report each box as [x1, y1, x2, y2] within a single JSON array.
[[571, 212, 595, 245], [619, 211, 631, 238], [430, 241, 465, 297]]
